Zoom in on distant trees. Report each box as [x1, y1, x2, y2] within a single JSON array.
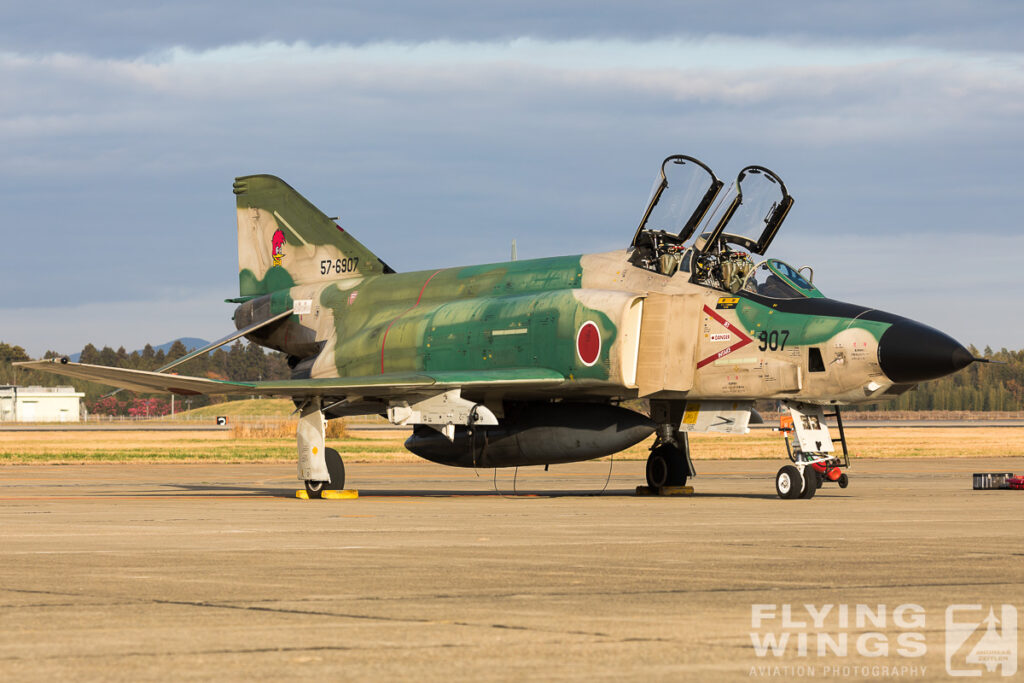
[[0, 338, 292, 415], [0, 342, 30, 384], [166, 340, 188, 363], [861, 346, 1024, 412]]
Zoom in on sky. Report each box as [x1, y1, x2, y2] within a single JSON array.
[[3, 1, 1023, 356]]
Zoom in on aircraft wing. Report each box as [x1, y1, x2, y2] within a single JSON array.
[[252, 368, 567, 398], [14, 360, 565, 399]]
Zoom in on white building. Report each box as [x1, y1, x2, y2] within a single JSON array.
[[0, 386, 85, 422]]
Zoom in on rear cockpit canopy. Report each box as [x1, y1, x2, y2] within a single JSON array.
[[691, 166, 793, 255], [630, 155, 795, 292]]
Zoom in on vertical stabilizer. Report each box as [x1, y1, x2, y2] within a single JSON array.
[[233, 175, 394, 297]]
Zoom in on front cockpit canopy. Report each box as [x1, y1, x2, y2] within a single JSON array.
[[629, 155, 724, 277], [631, 155, 724, 247]]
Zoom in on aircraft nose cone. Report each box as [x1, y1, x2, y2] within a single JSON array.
[[877, 319, 973, 384]]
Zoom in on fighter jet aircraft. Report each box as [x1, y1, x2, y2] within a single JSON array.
[[19, 155, 982, 499]]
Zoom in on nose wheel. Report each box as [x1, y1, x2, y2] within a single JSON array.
[[775, 465, 817, 499]]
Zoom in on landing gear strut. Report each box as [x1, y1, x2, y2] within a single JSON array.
[[646, 400, 696, 489], [297, 398, 346, 498]]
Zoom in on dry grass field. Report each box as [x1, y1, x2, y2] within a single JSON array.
[[1, 424, 1022, 464]]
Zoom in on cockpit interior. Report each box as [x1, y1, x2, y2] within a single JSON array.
[[629, 155, 819, 299]]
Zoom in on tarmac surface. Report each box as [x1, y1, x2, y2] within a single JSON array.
[[2, 458, 1023, 681]]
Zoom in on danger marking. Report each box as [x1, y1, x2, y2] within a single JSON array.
[[697, 305, 753, 369]]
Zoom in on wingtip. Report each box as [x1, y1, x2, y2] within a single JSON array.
[[13, 357, 71, 367]]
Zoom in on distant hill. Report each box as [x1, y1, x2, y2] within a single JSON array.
[[68, 337, 209, 362], [149, 337, 209, 355]]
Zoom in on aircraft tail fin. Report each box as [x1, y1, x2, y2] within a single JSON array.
[[232, 175, 394, 297]]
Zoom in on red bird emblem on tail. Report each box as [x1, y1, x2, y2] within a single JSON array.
[[271, 228, 286, 266]]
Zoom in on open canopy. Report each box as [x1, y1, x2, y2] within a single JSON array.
[[630, 155, 724, 247], [694, 165, 793, 256], [629, 155, 797, 291], [631, 155, 793, 257]]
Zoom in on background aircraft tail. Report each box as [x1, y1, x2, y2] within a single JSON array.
[[232, 174, 394, 297]]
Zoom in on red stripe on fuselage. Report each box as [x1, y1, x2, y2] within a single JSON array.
[[380, 269, 445, 373]]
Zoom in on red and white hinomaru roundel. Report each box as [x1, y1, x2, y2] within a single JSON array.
[[576, 321, 601, 367]]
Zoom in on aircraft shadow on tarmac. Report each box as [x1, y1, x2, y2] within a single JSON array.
[[356, 490, 783, 500], [163, 483, 781, 500]]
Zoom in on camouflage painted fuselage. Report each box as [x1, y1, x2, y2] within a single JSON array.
[[237, 249, 905, 409], [232, 173, 968, 416]]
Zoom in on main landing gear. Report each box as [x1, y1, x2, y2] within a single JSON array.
[[646, 400, 697, 489], [774, 403, 851, 500], [297, 398, 346, 499], [303, 447, 346, 499], [646, 442, 690, 488]]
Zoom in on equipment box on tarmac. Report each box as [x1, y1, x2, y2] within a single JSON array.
[[973, 473, 1014, 490]]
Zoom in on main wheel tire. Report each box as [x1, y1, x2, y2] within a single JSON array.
[[304, 479, 325, 499], [776, 465, 802, 499], [799, 468, 818, 499], [837, 473, 849, 489], [646, 445, 687, 488], [324, 447, 346, 490]]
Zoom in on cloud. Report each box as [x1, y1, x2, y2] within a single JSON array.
[[5, 2, 1024, 57], [2, 35, 1023, 350], [4, 39, 1021, 144]]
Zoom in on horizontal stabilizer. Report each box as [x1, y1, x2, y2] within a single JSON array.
[[154, 309, 295, 374], [100, 309, 298, 401]]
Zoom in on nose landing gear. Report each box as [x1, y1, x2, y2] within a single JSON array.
[[775, 403, 850, 500]]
